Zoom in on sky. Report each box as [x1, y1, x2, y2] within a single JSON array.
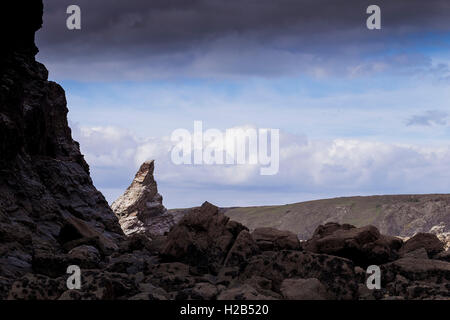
[[35, 0, 450, 208]]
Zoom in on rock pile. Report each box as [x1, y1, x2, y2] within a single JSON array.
[[4, 196, 450, 300]]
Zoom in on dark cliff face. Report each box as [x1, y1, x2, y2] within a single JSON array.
[[0, 2, 43, 56], [0, 1, 124, 293]]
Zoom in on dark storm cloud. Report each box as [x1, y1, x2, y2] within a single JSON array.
[[35, 0, 450, 80]]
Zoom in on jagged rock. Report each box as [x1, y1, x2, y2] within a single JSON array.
[[251, 227, 301, 251], [111, 161, 180, 238], [223, 230, 260, 269], [400, 233, 444, 258], [305, 223, 403, 266], [162, 202, 247, 275], [239, 250, 358, 300], [60, 214, 119, 253], [0, 0, 123, 293], [280, 278, 329, 300]]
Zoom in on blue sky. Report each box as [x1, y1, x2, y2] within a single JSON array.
[[36, 1, 450, 208]]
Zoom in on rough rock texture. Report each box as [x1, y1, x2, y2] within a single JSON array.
[[382, 258, 450, 299], [0, 0, 123, 297], [162, 202, 247, 275], [111, 161, 176, 238], [305, 223, 403, 267], [236, 250, 359, 300], [400, 233, 444, 258], [280, 278, 329, 300], [251, 227, 301, 251]]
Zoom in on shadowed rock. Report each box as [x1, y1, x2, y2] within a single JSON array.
[[280, 278, 329, 300], [305, 223, 403, 266], [400, 233, 444, 258], [0, 0, 123, 297], [162, 202, 247, 275], [251, 227, 301, 251]]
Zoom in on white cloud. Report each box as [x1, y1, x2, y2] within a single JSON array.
[[72, 124, 450, 208]]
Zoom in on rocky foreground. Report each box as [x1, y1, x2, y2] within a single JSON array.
[[0, 0, 449, 300], [3, 201, 450, 300]]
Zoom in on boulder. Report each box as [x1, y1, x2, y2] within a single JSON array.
[[383, 258, 450, 282], [305, 223, 402, 266], [223, 230, 260, 269], [400, 233, 444, 258], [162, 202, 247, 275], [59, 214, 118, 253], [251, 227, 301, 251], [382, 258, 450, 299]]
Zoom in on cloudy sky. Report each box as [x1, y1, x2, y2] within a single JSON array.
[[35, 0, 450, 208]]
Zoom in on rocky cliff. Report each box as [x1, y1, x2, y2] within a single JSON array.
[[0, 0, 124, 296]]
